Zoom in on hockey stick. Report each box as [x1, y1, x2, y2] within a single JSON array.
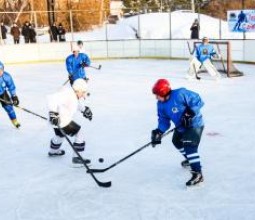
[[0, 97, 47, 120], [62, 76, 90, 87], [87, 127, 176, 173], [59, 128, 111, 188], [192, 63, 201, 80], [62, 79, 70, 86], [187, 41, 201, 80], [89, 64, 102, 70], [216, 44, 227, 73]]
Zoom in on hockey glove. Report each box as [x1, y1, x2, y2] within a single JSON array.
[[83, 106, 93, 121], [181, 107, 195, 128], [84, 77, 89, 82], [49, 111, 60, 126], [12, 95, 19, 106], [68, 75, 74, 85], [80, 61, 89, 68], [151, 128, 163, 147]]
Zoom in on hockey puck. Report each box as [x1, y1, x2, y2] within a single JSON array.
[[98, 158, 104, 163]]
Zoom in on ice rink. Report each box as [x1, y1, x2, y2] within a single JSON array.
[[1, 59, 255, 220]]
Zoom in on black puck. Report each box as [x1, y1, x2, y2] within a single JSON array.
[[98, 158, 104, 163]]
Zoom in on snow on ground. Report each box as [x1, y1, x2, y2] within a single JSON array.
[[1, 59, 255, 220]]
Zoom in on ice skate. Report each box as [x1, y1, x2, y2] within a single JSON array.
[[48, 149, 65, 157], [12, 119, 21, 129], [186, 171, 204, 187]]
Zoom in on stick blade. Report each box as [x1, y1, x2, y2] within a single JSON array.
[[97, 180, 112, 188], [87, 168, 108, 173]]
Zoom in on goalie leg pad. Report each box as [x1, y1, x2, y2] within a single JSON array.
[[203, 60, 221, 79], [186, 57, 201, 79]]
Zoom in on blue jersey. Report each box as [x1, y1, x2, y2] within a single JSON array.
[[65, 53, 91, 81], [0, 71, 16, 96], [156, 88, 204, 133], [195, 44, 216, 63]]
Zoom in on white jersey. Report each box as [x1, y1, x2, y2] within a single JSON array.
[[47, 87, 85, 128]]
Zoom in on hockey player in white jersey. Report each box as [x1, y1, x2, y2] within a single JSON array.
[[47, 79, 93, 164], [187, 37, 221, 80]]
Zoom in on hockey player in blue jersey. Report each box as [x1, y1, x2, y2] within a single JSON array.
[[65, 44, 91, 85], [0, 62, 20, 128], [151, 79, 204, 186], [187, 37, 221, 80]]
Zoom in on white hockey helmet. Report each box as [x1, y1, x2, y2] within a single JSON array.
[[72, 44, 80, 52], [202, 36, 209, 42], [72, 79, 88, 92]]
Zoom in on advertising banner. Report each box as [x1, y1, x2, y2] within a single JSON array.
[[228, 10, 255, 32]]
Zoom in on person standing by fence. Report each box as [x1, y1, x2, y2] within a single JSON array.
[[57, 23, 66, 42], [10, 23, 21, 44], [1, 22, 8, 44], [190, 19, 200, 39]]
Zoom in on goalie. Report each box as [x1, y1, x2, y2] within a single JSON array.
[[186, 37, 221, 80]]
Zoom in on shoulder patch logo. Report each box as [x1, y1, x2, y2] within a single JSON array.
[[172, 107, 179, 113]]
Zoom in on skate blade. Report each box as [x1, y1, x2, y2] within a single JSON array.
[[71, 164, 84, 168], [71, 163, 91, 168], [185, 182, 204, 190]]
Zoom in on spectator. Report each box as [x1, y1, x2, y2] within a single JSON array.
[[1, 22, 8, 44], [22, 21, 30, 43], [57, 23, 66, 42], [50, 22, 58, 42], [190, 19, 200, 39], [29, 24, 36, 43], [10, 23, 21, 44]]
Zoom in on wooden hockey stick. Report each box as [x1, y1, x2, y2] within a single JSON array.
[[187, 41, 201, 80], [216, 44, 227, 73]]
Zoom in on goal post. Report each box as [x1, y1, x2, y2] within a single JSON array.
[[193, 41, 244, 77]]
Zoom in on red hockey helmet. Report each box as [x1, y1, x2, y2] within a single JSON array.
[[152, 79, 171, 97]]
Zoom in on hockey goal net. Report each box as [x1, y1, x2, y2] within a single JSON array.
[[193, 41, 243, 77]]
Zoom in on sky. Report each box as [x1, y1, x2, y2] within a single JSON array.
[[1, 59, 255, 220]]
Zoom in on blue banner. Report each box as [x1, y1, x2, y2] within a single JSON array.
[[228, 10, 255, 32]]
